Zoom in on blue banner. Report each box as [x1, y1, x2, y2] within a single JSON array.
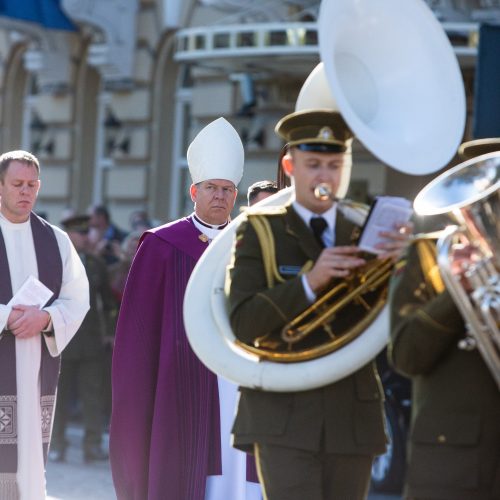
[[473, 24, 500, 138], [0, 0, 76, 31]]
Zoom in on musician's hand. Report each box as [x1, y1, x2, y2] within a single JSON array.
[[375, 221, 414, 261], [306, 246, 366, 293], [9, 305, 51, 339], [450, 243, 478, 292], [451, 244, 477, 274]]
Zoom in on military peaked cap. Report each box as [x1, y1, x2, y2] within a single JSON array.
[[275, 110, 353, 153], [60, 214, 91, 232], [458, 137, 500, 160]]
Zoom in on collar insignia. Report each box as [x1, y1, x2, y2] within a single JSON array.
[[198, 234, 209, 243]]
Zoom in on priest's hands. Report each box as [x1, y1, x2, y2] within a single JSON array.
[[8, 305, 51, 339]]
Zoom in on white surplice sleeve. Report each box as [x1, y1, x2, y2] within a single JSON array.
[[43, 226, 90, 356], [0, 304, 12, 332]]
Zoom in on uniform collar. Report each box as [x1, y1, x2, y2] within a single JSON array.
[[292, 200, 337, 247]]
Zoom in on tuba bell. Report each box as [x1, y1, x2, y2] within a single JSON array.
[[183, 0, 467, 391], [414, 152, 500, 389]]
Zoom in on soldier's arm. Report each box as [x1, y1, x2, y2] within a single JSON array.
[[227, 218, 309, 344], [388, 243, 465, 376], [99, 261, 119, 340]]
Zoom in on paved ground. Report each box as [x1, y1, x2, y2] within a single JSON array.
[[46, 425, 401, 500], [46, 425, 113, 500]]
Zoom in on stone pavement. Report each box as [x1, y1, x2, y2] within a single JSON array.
[[46, 425, 114, 500], [46, 424, 401, 500]]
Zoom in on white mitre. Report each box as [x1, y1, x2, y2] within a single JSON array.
[[295, 62, 353, 199], [187, 117, 244, 186]]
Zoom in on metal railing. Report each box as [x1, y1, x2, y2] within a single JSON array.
[[174, 21, 479, 61]]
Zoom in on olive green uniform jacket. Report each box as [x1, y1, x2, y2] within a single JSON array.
[[389, 238, 500, 500], [227, 204, 387, 457], [52, 253, 118, 450], [64, 252, 117, 359]]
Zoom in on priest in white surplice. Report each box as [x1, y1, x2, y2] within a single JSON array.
[[0, 150, 89, 500]]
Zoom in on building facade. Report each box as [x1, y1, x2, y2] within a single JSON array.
[[0, 0, 498, 226]]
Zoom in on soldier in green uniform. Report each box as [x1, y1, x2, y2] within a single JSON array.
[[50, 214, 118, 463], [227, 109, 411, 500], [389, 138, 500, 500]]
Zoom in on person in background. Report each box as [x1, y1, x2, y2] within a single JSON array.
[[108, 230, 143, 304], [247, 180, 279, 206], [50, 214, 117, 464], [87, 204, 127, 265], [110, 118, 261, 500], [388, 137, 500, 500], [128, 209, 153, 233], [0, 150, 89, 499]]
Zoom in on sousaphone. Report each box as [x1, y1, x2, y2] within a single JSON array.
[[183, 0, 466, 392]]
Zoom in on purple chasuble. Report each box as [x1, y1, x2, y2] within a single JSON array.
[[110, 217, 222, 500]]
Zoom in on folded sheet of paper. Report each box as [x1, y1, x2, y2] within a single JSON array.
[[358, 196, 413, 254], [7, 275, 54, 308]]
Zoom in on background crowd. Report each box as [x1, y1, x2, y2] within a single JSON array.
[[45, 205, 155, 465]]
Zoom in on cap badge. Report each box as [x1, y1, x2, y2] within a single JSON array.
[[318, 127, 334, 141]]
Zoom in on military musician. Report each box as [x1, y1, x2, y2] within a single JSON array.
[[388, 138, 500, 500], [227, 108, 412, 500]]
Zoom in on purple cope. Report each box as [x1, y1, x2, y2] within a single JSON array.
[[110, 217, 257, 500]]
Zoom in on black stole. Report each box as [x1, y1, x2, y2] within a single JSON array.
[[0, 213, 62, 498]]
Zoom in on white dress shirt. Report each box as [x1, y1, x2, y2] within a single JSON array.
[[292, 201, 338, 303]]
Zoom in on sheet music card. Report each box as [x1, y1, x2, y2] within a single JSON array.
[[358, 196, 413, 254], [7, 275, 54, 309]]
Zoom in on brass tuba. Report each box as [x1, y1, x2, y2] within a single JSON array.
[[183, 0, 466, 392], [233, 183, 393, 364], [414, 152, 500, 389]]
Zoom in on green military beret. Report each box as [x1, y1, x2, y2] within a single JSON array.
[[458, 137, 500, 160], [275, 110, 353, 153], [60, 214, 90, 233]]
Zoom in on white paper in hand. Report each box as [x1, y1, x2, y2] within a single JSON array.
[[358, 196, 413, 254], [7, 275, 54, 308]]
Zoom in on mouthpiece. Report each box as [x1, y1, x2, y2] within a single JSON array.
[[314, 183, 334, 201]]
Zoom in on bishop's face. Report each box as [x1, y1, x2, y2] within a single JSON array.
[[282, 148, 346, 214], [190, 179, 238, 225], [0, 161, 41, 223]]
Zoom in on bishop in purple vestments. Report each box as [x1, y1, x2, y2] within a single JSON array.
[[110, 118, 260, 500]]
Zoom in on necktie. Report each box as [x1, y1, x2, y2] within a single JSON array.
[[310, 217, 327, 247]]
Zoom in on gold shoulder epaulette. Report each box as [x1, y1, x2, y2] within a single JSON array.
[[245, 206, 286, 217], [243, 206, 287, 217]]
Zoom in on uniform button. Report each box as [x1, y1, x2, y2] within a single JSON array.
[[437, 434, 446, 444]]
